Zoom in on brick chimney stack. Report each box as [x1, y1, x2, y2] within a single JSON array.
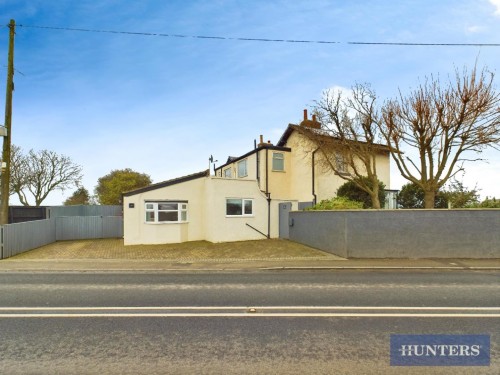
[[257, 134, 273, 147], [299, 109, 321, 129]]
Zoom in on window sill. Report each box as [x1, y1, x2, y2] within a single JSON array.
[[225, 215, 254, 218], [144, 221, 189, 225]]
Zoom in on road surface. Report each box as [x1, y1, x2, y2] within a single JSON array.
[[0, 270, 497, 374]]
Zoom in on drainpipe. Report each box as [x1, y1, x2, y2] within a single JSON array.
[[256, 148, 260, 187], [312, 148, 319, 205], [267, 195, 271, 239], [265, 148, 271, 239], [265, 148, 269, 195]]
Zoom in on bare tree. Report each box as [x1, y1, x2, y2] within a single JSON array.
[[380, 65, 500, 208], [9, 145, 83, 206], [300, 83, 388, 208], [9, 145, 27, 202]]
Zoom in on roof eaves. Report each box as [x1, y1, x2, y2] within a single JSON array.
[[276, 124, 298, 147], [122, 170, 209, 197]]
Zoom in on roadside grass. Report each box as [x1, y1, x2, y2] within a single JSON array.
[[10, 238, 331, 260]]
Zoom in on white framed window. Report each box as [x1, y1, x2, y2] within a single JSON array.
[[237, 159, 248, 178], [272, 152, 284, 171], [226, 198, 253, 216], [335, 152, 348, 173], [145, 201, 188, 223], [224, 168, 232, 178]]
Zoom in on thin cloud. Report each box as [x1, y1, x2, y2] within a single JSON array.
[[323, 85, 352, 101], [466, 25, 483, 34], [490, 0, 500, 16]]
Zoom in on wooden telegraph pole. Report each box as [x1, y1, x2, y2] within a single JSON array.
[[0, 20, 15, 224]]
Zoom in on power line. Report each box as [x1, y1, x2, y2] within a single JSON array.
[[15, 24, 500, 47], [17, 24, 339, 44], [347, 41, 500, 46]]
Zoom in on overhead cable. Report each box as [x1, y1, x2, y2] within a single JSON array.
[[15, 24, 500, 47]]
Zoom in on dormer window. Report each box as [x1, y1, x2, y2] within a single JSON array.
[[237, 159, 248, 178]]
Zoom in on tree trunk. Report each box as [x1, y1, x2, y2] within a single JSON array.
[[370, 193, 381, 209], [370, 180, 381, 209], [17, 192, 29, 206], [424, 190, 436, 209]]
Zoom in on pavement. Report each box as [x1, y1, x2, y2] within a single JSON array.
[[0, 257, 498, 272], [0, 238, 498, 272]]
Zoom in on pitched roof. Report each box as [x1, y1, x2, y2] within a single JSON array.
[[276, 124, 391, 152], [276, 124, 299, 147], [122, 170, 209, 197]]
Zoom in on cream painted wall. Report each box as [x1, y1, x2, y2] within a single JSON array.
[[217, 148, 293, 200], [204, 177, 272, 242], [375, 153, 391, 188], [287, 131, 317, 202], [283, 129, 391, 203], [123, 177, 206, 245], [265, 149, 292, 200], [221, 154, 258, 181], [124, 176, 298, 245]]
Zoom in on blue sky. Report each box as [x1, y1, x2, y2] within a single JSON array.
[[1, 0, 499, 205]]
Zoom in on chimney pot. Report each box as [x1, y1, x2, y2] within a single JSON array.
[[303, 109, 308, 121], [312, 114, 316, 122]]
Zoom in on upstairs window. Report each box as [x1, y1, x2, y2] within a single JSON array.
[[272, 152, 284, 171], [237, 159, 248, 178], [226, 199, 253, 216], [224, 168, 232, 178], [335, 152, 348, 174], [145, 202, 188, 223]]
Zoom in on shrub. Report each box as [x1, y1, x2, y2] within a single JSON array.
[[469, 197, 500, 208], [307, 197, 364, 210], [336, 178, 386, 208], [397, 180, 479, 209], [397, 183, 447, 208], [441, 180, 479, 208]]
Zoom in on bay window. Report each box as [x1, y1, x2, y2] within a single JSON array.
[[145, 201, 188, 223]]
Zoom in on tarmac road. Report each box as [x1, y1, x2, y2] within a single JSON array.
[[0, 269, 498, 374]]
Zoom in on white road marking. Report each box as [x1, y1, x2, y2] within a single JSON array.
[[0, 306, 498, 318], [0, 313, 498, 318], [0, 306, 498, 311], [0, 283, 498, 291]]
